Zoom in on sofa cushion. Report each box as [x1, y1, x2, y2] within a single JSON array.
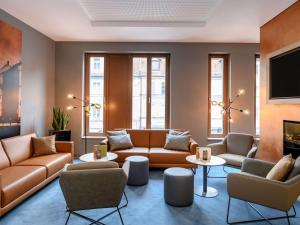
[[0, 143, 10, 170], [149, 130, 169, 148], [0, 166, 46, 207], [149, 148, 191, 164], [126, 129, 150, 147], [32, 135, 57, 156], [266, 154, 294, 181], [164, 134, 191, 151], [287, 156, 300, 180], [226, 133, 254, 156], [113, 147, 149, 163], [17, 153, 72, 177], [108, 134, 133, 151], [1, 133, 36, 165], [218, 153, 247, 167]]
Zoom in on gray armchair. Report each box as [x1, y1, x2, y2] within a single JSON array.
[[59, 161, 129, 225], [227, 157, 300, 224], [208, 132, 257, 168]]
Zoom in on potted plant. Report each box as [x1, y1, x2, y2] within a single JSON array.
[[49, 107, 71, 141]]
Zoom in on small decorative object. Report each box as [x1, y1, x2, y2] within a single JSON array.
[[100, 143, 107, 157], [49, 107, 71, 141], [93, 145, 102, 159], [196, 147, 201, 159], [199, 147, 211, 161]]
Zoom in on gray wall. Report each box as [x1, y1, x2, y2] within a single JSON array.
[[0, 9, 55, 136], [55, 42, 259, 155]]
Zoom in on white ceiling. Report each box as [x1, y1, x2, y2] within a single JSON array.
[[0, 0, 296, 42]]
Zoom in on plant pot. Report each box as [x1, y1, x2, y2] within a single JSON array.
[[49, 130, 71, 141]]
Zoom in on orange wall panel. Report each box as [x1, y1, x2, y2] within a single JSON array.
[[259, 2, 300, 162]]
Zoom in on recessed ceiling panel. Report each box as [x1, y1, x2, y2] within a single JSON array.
[[79, 0, 222, 26]]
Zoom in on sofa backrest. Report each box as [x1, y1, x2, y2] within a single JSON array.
[[149, 130, 169, 148], [1, 133, 36, 165], [0, 143, 10, 170], [126, 129, 150, 148], [226, 133, 254, 156]]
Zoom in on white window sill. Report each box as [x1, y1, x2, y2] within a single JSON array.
[[81, 136, 106, 139], [207, 137, 223, 141]]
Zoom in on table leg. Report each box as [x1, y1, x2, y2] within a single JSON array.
[[194, 165, 219, 198]]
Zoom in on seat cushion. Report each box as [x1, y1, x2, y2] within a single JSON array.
[[218, 153, 247, 167], [1, 133, 36, 165], [226, 133, 254, 156], [0, 143, 10, 170], [114, 147, 149, 163], [126, 129, 150, 147], [17, 153, 72, 177], [149, 130, 169, 148], [0, 166, 46, 207], [149, 148, 191, 164]]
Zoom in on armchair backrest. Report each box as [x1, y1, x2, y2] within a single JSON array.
[[226, 133, 254, 156], [60, 162, 127, 211]]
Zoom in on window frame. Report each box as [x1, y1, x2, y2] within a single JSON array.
[[84, 53, 107, 137], [255, 54, 260, 137], [130, 54, 170, 129], [208, 54, 229, 138]]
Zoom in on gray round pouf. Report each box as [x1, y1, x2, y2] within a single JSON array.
[[164, 167, 194, 206], [125, 156, 149, 186]]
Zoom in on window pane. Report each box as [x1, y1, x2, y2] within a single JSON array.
[[89, 57, 104, 133], [132, 57, 147, 129], [210, 58, 224, 134], [256, 56, 260, 135], [151, 57, 166, 129]]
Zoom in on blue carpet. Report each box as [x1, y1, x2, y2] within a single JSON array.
[[0, 166, 299, 225]]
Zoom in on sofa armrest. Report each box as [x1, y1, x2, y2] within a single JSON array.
[[55, 141, 74, 161], [241, 158, 275, 177], [189, 138, 198, 155], [207, 142, 226, 155], [227, 172, 292, 211]]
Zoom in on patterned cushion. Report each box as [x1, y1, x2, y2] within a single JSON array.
[[108, 134, 133, 151], [164, 134, 190, 151], [169, 130, 190, 136], [107, 130, 127, 136]]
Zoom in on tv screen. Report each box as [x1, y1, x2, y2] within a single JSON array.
[[270, 46, 300, 99]]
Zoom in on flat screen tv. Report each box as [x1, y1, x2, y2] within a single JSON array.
[[269, 46, 300, 100]]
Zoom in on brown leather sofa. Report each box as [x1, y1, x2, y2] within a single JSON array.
[[105, 129, 198, 168], [0, 133, 74, 216]]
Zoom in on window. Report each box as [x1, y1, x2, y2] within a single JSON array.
[[255, 55, 260, 136], [208, 54, 229, 137], [132, 55, 170, 129], [85, 55, 105, 135]]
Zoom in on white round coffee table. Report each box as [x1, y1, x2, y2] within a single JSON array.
[[79, 152, 118, 162], [186, 155, 226, 198]]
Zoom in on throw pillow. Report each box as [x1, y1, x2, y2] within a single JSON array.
[[266, 154, 295, 181], [108, 134, 133, 151], [169, 129, 190, 136], [107, 130, 127, 136], [32, 135, 56, 156], [286, 156, 300, 180], [164, 134, 191, 151]]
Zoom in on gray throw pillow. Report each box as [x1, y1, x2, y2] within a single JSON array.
[[107, 130, 127, 136], [108, 134, 133, 151], [169, 129, 190, 136], [287, 156, 300, 180], [164, 134, 191, 151]]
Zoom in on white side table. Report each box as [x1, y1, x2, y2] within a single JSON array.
[[186, 155, 226, 198], [79, 152, 118, 162]]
